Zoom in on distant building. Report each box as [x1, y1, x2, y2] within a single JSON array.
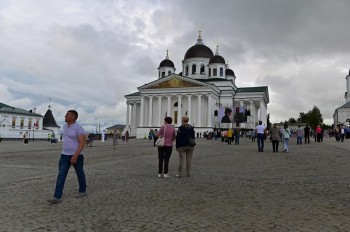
[[125, 32, 269, 138], [43, 105, 60, 139], [334, 70, 350, 126], [105, 124, 125, 135], [0, 102, 60, 139]]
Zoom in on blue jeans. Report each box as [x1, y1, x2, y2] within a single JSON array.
[[54, 154, 86, 199], [257, 133, 264, 152], [297, 136, 302, 144], [284, 138, 289, 151]]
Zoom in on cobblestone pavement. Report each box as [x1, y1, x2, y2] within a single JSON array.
[[1, 136, 350, 231]]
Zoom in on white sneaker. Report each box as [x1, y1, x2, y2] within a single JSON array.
[[158, 174, 162, 178], [163, 174, 170, 178]]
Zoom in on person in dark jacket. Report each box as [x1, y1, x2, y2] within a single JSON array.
[[176, 116, 195, 178]]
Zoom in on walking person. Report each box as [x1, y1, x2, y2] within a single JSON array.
[[112, 130, 119, 149], [296, 125, 303, 145], [176, 116, 195, 178], [256, 121, 265, 152], [156, 117, 176, 178], [270, 123, 280, 152], [47, 110, 87, 204], [304, 124, 310, 144], [283, 124, 291, 153]]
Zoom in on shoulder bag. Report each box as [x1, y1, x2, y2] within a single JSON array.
[[155, 125, 166, 147]]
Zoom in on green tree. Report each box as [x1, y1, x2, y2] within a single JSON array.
[[297, 112, 307, 123], [288, 117, 297, 123], [306, 106, 323, 129]]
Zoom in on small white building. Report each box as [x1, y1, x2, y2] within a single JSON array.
[[0, 102, 60, 140], [125, 33, 269, 138], [334, 70, 350, 126]]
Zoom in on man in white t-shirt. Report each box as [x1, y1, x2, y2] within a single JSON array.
[[255, 121, 265, 152]]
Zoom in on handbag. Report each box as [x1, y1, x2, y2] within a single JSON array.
[[188, 135, 196, 146], [186, 128, 196, 146], [155, 125, 166, 147]]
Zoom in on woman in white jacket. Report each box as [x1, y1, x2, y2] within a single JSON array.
[[283, 124, 291, 153]]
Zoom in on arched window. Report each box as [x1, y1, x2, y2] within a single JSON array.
[[220, 67, 224, 77], [168, 70, 171, 75], [213, 68, 217, 76], [174, 102, 178, 107], [209, 68, 211, 77], [200, 65, 205, 74], [185, 66, 189, 76], [192, 64, 196, 74], [162, 72, 165, 78]]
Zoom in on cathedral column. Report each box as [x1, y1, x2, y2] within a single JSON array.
[[177, 95, 182, 127], [167, 95, 171, 117], [239, 100, 244, 128], [148, 96, 153, 126], [197, 94, 202, 127], [207, 94, 212, 127], [249, 100, 254, 128], [126, 103, 130, 128], [187, 95, 192, 123], [259, 99, 267, 126], [130, 103, 134, 128], [158, 96, 162, 127], [140, 96, 144, 127]]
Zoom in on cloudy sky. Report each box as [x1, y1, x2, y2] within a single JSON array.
[[1, 0, 349, 131]]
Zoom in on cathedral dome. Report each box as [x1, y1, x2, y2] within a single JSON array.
[[209, 55, 225, 64], [184, 32, 214, 59], [225, 68, 235, 76], [184, 44, 214, 59], [159, 59, 174, 68]]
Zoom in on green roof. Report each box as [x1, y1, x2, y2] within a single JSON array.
[[125, 91, 140, 97], [236, 86, 268, 93], [0, 102, 43, 117]]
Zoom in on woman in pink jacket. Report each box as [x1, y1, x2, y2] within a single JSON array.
[[156, 117, 176, 178]]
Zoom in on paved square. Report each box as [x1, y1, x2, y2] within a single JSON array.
[[1, 137, 350, 231]]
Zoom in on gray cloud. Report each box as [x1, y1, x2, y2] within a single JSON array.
[[1, 0, 349, 130]]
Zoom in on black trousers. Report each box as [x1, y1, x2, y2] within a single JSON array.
[[272, 140, 279, 152], [304, 135, 310, 144], [158, 146, 172, 174]]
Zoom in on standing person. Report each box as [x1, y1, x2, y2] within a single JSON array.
[[125, 131, 129, 142], [316, 125, 322, 142], [270, 124, 280, 153], [227, 128, 233, 145], [340, 125, 345, 142], [234, 128, 240, 145], [156, 117, 176, 178], [112, 130, 119, 149], [251, 130, 256, 142], [88, 133, 94, 147], [23, 131, 29, 145], [176, 116, 195, 178], [296, 125, 303, 145], [256, 121, 265, 152], [47, 110, 87, 204], [283, 124, 291, 153], [304, 124, 310, 144], [153, 129, 158, 146]]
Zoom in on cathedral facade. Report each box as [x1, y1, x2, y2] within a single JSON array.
[[125, 33, 269, 138]]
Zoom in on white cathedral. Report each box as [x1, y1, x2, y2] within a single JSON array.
[[333, 70, 350, 126], [125, 33, 269, 138]]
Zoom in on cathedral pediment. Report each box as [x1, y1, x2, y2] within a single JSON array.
[[141, 76, 206, 90]]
